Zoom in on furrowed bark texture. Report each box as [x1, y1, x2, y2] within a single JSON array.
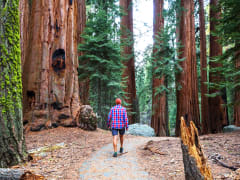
[[77, 0, 89, 105], [209, 0, 227, 133], [198, 0, 210, 134], [151, 0, 169, 136], [120, 0, 138, 124], [0, 0, 27, 167], [180, 117, 213, 180], [21, 0, 81, 131], [175, 0, 200, 136]]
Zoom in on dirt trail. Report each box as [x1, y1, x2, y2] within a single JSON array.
[[79, 136, 171, 180]]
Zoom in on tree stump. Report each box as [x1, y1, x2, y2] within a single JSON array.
[[180, 117, 213, 180], [77, 105, 97, 131]]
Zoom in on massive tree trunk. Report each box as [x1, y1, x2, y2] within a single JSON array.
[[209, 0, 227, 133], [0, 0, 27, 167], [77, 0, 89, 105], [120, 0, 138, 124], [151, 0, 169, 136], [21, 0, 81, 131], [198, 0, 210, 134], [175, 0, 200, 136]]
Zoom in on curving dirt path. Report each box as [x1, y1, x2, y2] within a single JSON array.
[[78, 136, 171, 180]]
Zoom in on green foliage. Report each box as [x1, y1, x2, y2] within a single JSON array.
[[135, 0, 180, 130], [208, 0, 240, 123], [78, 0, 123, 128], [136, 47, 152, 115]]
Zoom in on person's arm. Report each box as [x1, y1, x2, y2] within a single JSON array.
[[124, 108, 128, 130], [107, 109, 112, 128]]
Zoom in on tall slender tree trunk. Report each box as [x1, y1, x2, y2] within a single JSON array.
[[234, 46, 240, 126], [198, 0, 210, 134], [151, 0, 168, 136], [209, 0, 227, 133], [175, 0, 200, 136], [77, 0, 89, 105], [0, 0, 27, 167], [21, 0, 81, 131], [120, 0, 138, 124]]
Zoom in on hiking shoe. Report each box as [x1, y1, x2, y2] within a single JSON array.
[[113, 152, 117, 157], [120, 147, 123, 153]]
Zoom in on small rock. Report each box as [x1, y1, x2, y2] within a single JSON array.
[[126, 123, 155, 137], [223, 125, 240, 133]]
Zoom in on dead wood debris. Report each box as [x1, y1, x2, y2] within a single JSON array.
[[209, 153, 239, 171], [144, 140, 167, 155]]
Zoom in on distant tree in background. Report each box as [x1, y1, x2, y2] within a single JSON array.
[[198, 0, 210, 134], [215, 0, 240, 127], [78, 0, 123, 128], [120, 0, 139, 124], [0, 0, 27, 167], [77, 0, 89, 105], [208, 0, 228, 133], [175, 0, 200, 136]]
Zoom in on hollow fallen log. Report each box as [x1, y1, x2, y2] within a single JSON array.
[[0, 169, 44, 180], [180, 117, 213, 180]]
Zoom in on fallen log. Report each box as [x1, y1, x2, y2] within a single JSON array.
[[0, 169, 45, 180], [144, 140, 167, 155], [180, 117, 213, 180]]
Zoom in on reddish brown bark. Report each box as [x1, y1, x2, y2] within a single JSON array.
[[151, 0, 168, 136], [234, 48, 240, 126], [199, 0, 210, 134], [77, 0, 89, 105], [19, 0, 29, 67], [175, 0, 200, 136], [120, 0, 138, 124], [209, 0, 227, 133], [21, 0, 81, 130]]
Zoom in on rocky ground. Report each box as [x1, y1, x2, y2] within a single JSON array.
[[12, 127, 240, 179]]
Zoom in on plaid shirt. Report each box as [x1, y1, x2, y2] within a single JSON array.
[[107, 105, 128, 129]]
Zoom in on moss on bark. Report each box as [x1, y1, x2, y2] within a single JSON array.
[[0, 0, 27, 168]]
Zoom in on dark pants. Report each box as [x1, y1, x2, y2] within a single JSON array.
[[112, 128, 125, 136]]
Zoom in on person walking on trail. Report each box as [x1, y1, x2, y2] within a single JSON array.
[[107, 98, 128, 157]]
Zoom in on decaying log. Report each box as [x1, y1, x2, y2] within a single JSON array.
[[180, 117, 213, 180], [144, 140, 167, 155], [0, 169, 44, 180]]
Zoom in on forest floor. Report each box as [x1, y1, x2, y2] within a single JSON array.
[[12, 127, 240, 179]]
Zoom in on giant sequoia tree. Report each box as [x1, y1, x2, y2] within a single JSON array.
[[208, 0, 227, 133], [77, 0, 89, 105], [120, 0, 138, 124], [198, 0, 210, 134], [0, 0, 27, 167], [21, 0, 81, 130], [175, 0, 200, 136], [151, 0, 168, 136], [214, 0, 240, 127]]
